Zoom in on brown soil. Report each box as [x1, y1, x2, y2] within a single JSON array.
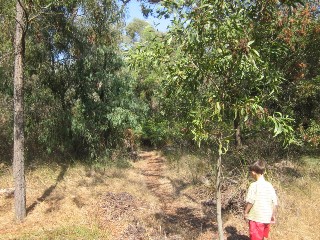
[[131, 150, 217, 239]]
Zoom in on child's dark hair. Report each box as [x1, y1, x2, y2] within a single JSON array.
[[249, 160, 266, 174]]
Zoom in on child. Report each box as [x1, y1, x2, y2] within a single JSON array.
[[244, 160, 278, 240]]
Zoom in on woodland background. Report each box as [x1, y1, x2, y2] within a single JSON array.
[[1, 0, 320, 239]]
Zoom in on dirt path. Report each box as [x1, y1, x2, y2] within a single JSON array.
[[135, 151, 216, 239], [137, 151, 176, 211]]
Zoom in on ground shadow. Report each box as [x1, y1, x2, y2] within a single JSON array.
[[225, 226, 250, 240], [141, 158, 189, 197], [154, 207, 216, 239], [283, 167, 302, 178], [27, 164, 68, 214]]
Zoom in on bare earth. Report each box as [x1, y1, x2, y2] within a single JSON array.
[[134, 151, 217, 240]]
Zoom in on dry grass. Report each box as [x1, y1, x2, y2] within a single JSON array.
[[271, 156, 320, 240], [1, 153, 320, 240], [0, 161, 159, 240], [222, 155, 320, 240]]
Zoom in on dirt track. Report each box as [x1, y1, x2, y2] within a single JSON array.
[[135, 151, 217, 239]]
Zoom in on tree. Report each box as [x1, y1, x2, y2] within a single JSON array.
[[11, 0, 67, 221], [125, 19, 171, 146], [271, 1, 320, 146], [9, 0, 140, 220], [130, 0, 296, 239], [13, 0, 27, 222], [0, 0, 145, 160], [243, 0, 320, 147], [125, 18, 150, 44]]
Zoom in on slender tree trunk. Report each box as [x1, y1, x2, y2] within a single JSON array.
[[13, 0, 26, 222], [234, 113, 242, 148], [216, 137, 224, 240]]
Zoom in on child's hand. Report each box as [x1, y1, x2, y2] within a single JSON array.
[[270, 215, 276, 224]]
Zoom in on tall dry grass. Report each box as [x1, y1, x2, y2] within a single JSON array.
[[0, 153, 319, 240]]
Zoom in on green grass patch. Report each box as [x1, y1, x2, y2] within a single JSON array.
[[300, 155, 320, 166], [1, 225, 110, 240]]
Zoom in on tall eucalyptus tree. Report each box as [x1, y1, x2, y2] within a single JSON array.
[[13, 0, 27, 222], [5, 0, 141, 221]]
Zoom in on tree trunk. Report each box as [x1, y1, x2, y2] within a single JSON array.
[[234, 113, 242, 148], [216, 138, 224, 240], [13, 0, 26, 222]]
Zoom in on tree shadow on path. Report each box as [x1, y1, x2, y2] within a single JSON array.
[[155, 206, 217, 239], [27, 164, 68, 214]]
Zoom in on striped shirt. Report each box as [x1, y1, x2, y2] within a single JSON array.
[[246, 176, 278, 223]]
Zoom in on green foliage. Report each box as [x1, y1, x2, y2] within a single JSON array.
[[301, 120, 320, 147], [0, 0, 319, 162], [0, 0, 15, 95], [250, 1, 320, 145], [124, 18, 150, 44], [152, 0, 295, 148], [0, 0, 148, 161], [268, 112, 296, 145], [141, 119, 170, 146], [125, 21, 172, 146], [127, 0, 303, 151]]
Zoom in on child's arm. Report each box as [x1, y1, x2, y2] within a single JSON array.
[[271, 185, 278, 223], [244, 202, 253, 220]]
